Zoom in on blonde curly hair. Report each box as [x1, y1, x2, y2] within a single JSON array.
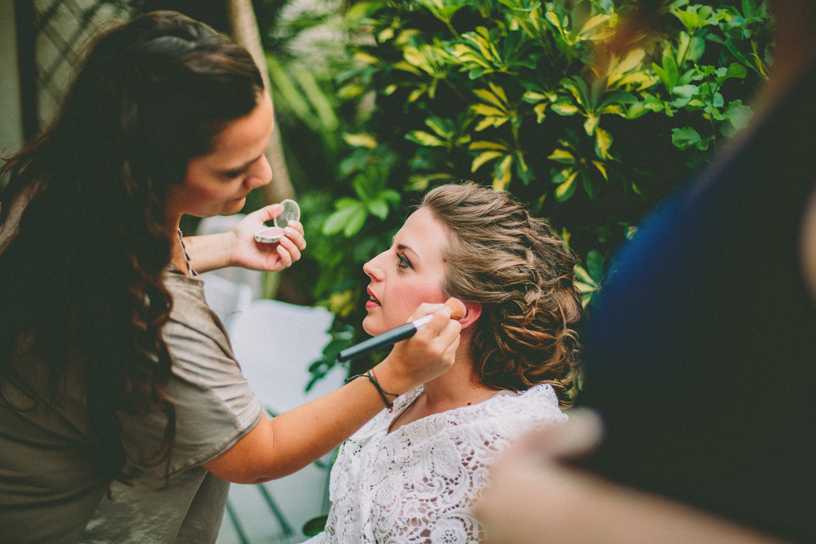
[[421, 183, 582, 406]]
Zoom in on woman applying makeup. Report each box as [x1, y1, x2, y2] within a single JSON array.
[[306, 182, 582, 544], [0, 12, 459, 544]]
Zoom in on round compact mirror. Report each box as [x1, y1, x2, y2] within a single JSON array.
[[255, 199, 301, 243]]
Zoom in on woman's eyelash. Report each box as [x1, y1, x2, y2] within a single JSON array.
[[397, 254, 412, 269], [223, 169, 247, 179]]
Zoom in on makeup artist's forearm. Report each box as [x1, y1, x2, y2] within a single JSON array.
[[182, 234, 233, 272], [202, 373, 399, 484]]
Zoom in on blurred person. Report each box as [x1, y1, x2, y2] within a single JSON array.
[[0, 11, 460, 544], [475, 1, 816, 543], [306, 183, 582, 544]]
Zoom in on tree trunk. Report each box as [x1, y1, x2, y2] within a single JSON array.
[[227, 0, 295, 204]]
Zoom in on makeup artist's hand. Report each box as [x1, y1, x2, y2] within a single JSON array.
[[228, 203, 306, 271], [374, 301, 462, 394], [181, 204, 306, 274]]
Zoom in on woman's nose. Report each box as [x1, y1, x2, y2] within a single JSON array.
[[245, 155, 272, 189], [363, 252, 386, 280]]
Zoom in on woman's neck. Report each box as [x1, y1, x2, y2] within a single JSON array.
[[389, 336, 497, 433]]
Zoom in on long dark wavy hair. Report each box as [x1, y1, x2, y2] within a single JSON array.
[[421, 183, 582, 406], [0, 11, 263, 483]]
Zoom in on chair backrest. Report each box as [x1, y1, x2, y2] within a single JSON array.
[[228, 299, 346, 414], [201, 273, 254, 335]]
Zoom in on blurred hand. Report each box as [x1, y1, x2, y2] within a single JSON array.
[[476, 410, 785, 544], [229, 203, 306, 271]]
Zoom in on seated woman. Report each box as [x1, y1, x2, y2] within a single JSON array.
[[307, 182, 582, 543]]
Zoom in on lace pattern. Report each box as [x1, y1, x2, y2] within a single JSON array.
[[306, 383, 566, 544]]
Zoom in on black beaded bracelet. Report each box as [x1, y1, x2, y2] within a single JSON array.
[[346, 370, 399, 411]]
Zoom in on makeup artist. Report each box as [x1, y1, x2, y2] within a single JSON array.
[[305, 182, 582, 544], [0, 11, 460, 544]]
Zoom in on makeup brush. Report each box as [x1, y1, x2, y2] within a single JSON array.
[[337, 298, 466, 362]]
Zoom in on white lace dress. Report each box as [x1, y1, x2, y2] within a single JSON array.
[[304, 383, 566, 544]]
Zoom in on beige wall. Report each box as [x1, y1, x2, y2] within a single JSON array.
[[0, 0, 24, 158]]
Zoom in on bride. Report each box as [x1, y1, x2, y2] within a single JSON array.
[[307, 182, 582, 543]]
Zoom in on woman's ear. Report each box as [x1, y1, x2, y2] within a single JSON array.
[[459, 303, 482, 330]]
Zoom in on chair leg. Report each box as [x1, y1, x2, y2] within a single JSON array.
[[225, 498, 252, 544], [257, 483, 295, 537]]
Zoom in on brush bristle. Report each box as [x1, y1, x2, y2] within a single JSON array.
[[445, 297, 467, 320]]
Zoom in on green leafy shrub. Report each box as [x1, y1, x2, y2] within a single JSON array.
[[305, 0, 773, 383]]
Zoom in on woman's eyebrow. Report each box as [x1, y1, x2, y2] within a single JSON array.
[[397, 243, 419, 259], [221, 154, 262, 173]]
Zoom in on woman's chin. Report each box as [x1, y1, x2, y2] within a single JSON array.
[[361, 315, 385, 337]]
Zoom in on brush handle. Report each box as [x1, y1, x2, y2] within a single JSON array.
[[336, 318, 427, 362], [336, 299, 465, 363]]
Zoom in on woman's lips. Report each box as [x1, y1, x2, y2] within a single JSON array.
[[365, 288, 381, 309]]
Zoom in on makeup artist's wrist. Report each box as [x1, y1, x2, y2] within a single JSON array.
[[370, 359, 417, 398], [180, 233, 233, 273]]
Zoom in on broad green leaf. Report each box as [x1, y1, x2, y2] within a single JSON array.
[[595, 127, 613, 160], [425, 117, 453, 138], [353, 52, 380, 66], [407, 87, 427, 103], [378, 27, 394, 42], [653, 63, 672, 92], [580, 14, 610, 34], [472, 150, 504, 171], [582, 169, 599, 200], [473, 88, 507, 108], [367, 199, 389, 220], [617, 48, 646, 73], [719, 100, 753, 135], [475, 117, 497, 131], [551, 99, 579, 115], [672, 8, 698, 33], [718, 62, 748, 84], [671, 126, 709, 150], [343, 207, 368, 237], [392, 61, 422, 75], [493, 154, 514, 190], [592, 160, 608, 180], [548, 149, 575, 163], [469, 140, 510, 150], [405, 130, 445, 147], [342, 132, 378, 149], [599, 90, 638, 109], [584, 114, 600, 135], [555, 170, 579, 202], [626, 101, 649, 119], [662, 53, 680, 89], [586, 250, 605, 281], [523, 91, 549, 103], [488, 81, 509, 105], [574, 264, 597, 286], [686, 35, 706, 63], [534, 103, 548, 123], [322, 202, 365, 235], [742, 0, 757, 19], [471, 104, 508, 117]]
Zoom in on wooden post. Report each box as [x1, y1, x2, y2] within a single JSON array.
[[227, 0, 295, 204]]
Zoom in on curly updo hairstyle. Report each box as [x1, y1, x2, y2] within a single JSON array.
[[421, 183, 582, 406]]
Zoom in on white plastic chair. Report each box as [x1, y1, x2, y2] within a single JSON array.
[[218, 300, 346, 544], [201, 273, 254, 335]]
